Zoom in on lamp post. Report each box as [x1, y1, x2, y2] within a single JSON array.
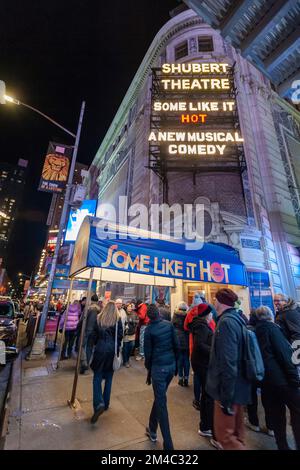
[[1, 81, 85, 357]]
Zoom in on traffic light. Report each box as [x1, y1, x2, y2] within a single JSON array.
[[0, 80, 6, 104]]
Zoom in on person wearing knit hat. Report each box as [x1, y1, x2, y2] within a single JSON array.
[[172, 301, 190, 387], [188, 303, 214, 438], [144, 304, 179, 450], [184, 302, 216, 411], [206, 288, 252, 450]]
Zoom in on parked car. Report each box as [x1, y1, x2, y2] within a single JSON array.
[[0, 296, 23, 364]]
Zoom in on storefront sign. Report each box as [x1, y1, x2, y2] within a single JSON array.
[[148, 63, 243, 161], [87, 227, 247, 286]]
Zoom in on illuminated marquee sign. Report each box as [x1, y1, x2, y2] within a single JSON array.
[[148, 62, 243, 162]]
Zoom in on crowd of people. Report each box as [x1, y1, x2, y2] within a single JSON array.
[[21, 289, 300, 451]]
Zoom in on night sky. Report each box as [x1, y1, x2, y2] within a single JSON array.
[[0, 0, 178, 282]]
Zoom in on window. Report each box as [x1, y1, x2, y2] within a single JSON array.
[[198, 36, 214, 52], [175, 41, 188, 60]]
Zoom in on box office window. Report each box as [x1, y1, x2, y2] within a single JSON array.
[[175, 41, 188, 60], [198, 36, 214, 52]]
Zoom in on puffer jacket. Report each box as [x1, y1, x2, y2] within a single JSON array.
[[59, 303, 81, 331], [137, 303, 150, 326], [189, 316, 213, 372], [172, 310, 189, 351], [275, 299, 300, 344], [184, 305, 216, 355], [144, 319, 179, 370]]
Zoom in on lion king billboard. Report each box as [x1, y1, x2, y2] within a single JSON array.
[[38, 142, 73, 193]]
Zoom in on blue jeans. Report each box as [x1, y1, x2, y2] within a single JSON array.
[[193, 372, 201, 402], [139, 325, 146, 357], [149, 364, 175, 450], [93, 370, 114, 412], [123, 340, 135, 364], [177, 350, 190, 379]]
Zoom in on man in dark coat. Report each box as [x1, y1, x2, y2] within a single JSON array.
[[274, 293, 300, 344], [189, 304, 214, 437], [206, 288, 252, 450], [172, 301, 190, 386], [144, 304, 179, 450], [80, 295, 101, 374], [255, 305, 300, 450]]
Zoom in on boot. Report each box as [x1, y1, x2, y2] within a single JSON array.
[[178, 378, 184, 386]]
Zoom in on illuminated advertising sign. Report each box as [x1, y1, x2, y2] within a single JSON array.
[[38, 142, 73, 193], [65, 200, 97, 242], [148, 62, 243, 167]]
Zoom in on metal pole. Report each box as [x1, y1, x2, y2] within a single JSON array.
[[55, 278, 74, 369], [69, 268, 94, 408], [38, 101, 85, 334]]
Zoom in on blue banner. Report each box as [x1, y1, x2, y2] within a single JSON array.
[[46, 264, 70, 277], [53, 279, 97, 291], [87, 227, 247, 286], [247, 270, 275, 315]]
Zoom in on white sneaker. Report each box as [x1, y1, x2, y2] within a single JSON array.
[[267, 429, 275, 437], [210, 438, 223, 450], [135, 355, 143, 361], [246, 422, 260, 433], [198, 429, 213, 438]]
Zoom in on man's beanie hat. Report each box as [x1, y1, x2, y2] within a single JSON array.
[[215, 288, 238, 307]]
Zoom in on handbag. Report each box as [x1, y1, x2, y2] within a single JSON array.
[[113, 321, 122, 371]]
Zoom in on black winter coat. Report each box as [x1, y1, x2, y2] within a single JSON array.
[[172, 311, 189, 351], [189, 316, 213, 372], [206, 308, 252, 406], [275, 302, 300, 344], [144, 319, 179, 371], [255, 320, 300, 388], [90, 319, 123, 373]]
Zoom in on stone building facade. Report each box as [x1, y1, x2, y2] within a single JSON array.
[[86, 9, 300, 302]]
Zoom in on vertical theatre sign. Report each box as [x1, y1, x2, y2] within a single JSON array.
[[38, 142, 73, 193], [148, 62, 244, 174]]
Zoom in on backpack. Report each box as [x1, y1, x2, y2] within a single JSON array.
[[226, 313, 265, 382]]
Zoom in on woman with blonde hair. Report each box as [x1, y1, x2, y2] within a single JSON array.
[[90, 301, 123, 423]]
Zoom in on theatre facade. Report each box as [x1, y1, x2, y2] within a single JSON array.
[[85, 8, 300, 307]]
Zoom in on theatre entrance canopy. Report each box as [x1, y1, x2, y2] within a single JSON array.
[[70, 217, 248, 288]]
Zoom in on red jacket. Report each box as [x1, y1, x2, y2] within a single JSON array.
[[184, 305, 216, 355], [137, 303, 149, 326]]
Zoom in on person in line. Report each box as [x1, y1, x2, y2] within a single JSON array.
[[90, 301, 123, 424], [185, 301, 214, 410], [206, 288, 252, 450], [115, 298, 127, 333], [123, 303, 139, 367], [156, 298, 171, 321], [246, 309, 274, 436], [59, 300, 81, 360], [189, 304, 214, 438], [274, 293, 300, 344], [255, 305, 300, 450], [79, 295, 102, 374], [75, 296, 87, 352], [135, 299, 149, 361], [144, 304, 179, 450], [172, 301, 190, 386]]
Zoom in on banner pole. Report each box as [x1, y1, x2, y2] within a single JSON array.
[[68, 268, 94, 408], [38, 101, 85, 336]]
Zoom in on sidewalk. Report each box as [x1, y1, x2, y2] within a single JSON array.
[[4, 349, 294, 450]]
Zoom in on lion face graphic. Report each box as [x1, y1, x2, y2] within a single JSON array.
[[42, 154, 70, 181]]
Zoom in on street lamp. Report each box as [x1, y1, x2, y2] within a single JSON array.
[[1, 80, 85, 357]]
